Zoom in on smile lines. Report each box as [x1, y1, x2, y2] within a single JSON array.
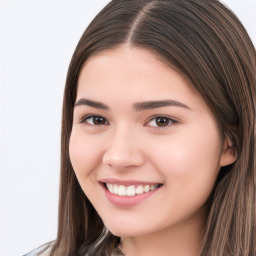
[[106, 183, 161, 196]]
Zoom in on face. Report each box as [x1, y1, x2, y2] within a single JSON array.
[[69, 46, 235, 238]]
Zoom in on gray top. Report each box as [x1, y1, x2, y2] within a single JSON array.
[[23, 243, 52, 256]]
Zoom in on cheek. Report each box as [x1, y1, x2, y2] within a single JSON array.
[[151, 123, 222, 174], [147, 124, 222, 202], [69, 130, 102, 180], [69, 130, 106, 204], [144, 129, 222, 223]]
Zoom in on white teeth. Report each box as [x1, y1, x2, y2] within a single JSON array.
[[127, 185, 136, 196], [106, 183, 160, 196], [106, 183, 111, 192], [135, 185, 144, 195], [107, 183, 114, 193], [118, 185, 126, 196], [144, 185, 150, 193], [114, 184, 119, 194]]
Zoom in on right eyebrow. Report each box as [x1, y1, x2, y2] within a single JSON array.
[[74, 98, 110, 110]]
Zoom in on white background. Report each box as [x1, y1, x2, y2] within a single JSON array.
[[0, 1, 255, 255]]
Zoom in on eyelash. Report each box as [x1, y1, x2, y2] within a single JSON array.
[[146, 115, 178, 129], [80, 114, 178, 129], [80, 115, 109, 126]]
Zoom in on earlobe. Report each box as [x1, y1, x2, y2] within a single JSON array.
[[219, 135, 237, 167]]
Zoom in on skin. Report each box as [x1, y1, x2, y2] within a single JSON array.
[[69, 45, 236, 256]]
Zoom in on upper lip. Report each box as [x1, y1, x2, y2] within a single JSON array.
[[99, 178, 162, 186]]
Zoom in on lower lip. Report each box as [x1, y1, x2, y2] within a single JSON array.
[[102, 184, 161, 207]]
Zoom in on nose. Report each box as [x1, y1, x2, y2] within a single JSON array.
[[102, 126, 145, 170]]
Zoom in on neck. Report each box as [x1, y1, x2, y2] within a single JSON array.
[[121, 211, 205, 256]]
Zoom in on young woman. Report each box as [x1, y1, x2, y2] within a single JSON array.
[[25, 0, 256, 255]]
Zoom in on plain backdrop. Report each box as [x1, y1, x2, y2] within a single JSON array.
[[0, 1, 255, 255]]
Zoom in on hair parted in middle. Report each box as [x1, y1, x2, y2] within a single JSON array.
[[48, 1, 256, 256]]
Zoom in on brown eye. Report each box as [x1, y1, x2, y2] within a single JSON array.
[[147, 116, 174, 128], [155, 117, 170, 127], [83, 116, 108, 125]]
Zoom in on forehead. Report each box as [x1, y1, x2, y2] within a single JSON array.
[[77, 46, 198, 101]]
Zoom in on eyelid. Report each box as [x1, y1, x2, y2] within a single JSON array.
[[145, 115, 179, 128], [80, 114, 109, 125]]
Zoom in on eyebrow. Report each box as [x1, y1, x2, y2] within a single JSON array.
[[74, 98, 190, 111], [74, 98, 109, 110], [133, 100, 190, 111]]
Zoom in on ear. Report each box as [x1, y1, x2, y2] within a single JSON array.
[[219, 135, 237, 167]]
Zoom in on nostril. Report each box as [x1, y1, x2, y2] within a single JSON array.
[[102, 149, 145, 169]]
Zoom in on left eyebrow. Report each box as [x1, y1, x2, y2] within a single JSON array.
[[133, 100, 190, 112]]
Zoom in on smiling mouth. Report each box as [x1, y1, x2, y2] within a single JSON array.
[[105, 183, 162, 196]]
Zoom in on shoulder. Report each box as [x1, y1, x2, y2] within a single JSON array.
[[23, 242, 54, 256]]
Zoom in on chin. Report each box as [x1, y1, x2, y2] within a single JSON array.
[[104, 221, 155, 238], [109, 228, 145, 237]]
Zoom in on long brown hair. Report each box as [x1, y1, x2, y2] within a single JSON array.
[[48, 0, 256, 255]]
